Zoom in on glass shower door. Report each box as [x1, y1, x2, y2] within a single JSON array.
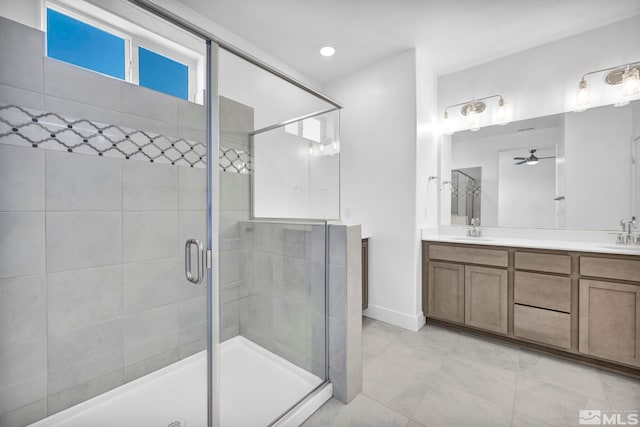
[[0, 3, 213, 426]]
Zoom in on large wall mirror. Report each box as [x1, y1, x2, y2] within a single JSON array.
[[440, 99, 640, 230]]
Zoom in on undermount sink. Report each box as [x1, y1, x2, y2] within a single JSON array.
[[450, 237, 494, 242], [599, 245, 640, 252]]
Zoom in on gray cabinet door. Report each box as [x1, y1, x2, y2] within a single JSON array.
[[427, 262, 465, 324], [465, 266, 508, 334], [579, 279, 640, 367]]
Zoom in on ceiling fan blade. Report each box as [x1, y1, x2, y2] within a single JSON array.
[[515, 160, 527, 165], [513, 157, 526, 160], [538, 156, 556, 159]]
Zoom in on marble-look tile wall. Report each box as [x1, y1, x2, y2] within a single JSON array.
[[219, 99, 253, 341], [239, 221, 328, 378], [0, 145, 209, 424], [0, 16, 252, 426]]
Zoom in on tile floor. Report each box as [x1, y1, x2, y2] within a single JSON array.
[[304, 317, 640, 427]]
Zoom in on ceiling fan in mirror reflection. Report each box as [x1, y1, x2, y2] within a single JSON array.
[[513, 149, 555, 166]]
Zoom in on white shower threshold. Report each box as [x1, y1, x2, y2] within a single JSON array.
[[30, 336, 329, 427]]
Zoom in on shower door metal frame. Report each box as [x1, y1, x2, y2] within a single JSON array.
[[205, 39, 221, 427]]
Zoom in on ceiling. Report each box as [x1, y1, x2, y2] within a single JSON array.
[[180, 0, 640, 84]]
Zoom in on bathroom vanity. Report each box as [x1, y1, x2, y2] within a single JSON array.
[[422, 237, 640, 374]]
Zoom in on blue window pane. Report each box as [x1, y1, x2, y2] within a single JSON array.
[[46, 8, 125, 80], [139, 47, 188, 100]]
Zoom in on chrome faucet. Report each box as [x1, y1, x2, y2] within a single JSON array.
[[617, 217, 638, 245], [467, 218, 482, 238]]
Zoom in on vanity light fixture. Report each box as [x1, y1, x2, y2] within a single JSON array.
[[575, 61, 640, 111], [442, 94, 508, 134]]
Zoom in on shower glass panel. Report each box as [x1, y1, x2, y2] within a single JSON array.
[[252, 109, 341, 220], [218, 48, 337, 426], [0, 3, 211, 426]]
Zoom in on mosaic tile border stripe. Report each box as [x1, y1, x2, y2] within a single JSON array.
[[0, 104, 251, 173]]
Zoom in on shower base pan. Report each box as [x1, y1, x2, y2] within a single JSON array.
[[30, 336, 329, 427]]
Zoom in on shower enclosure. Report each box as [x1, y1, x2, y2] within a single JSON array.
[[0, 1, 341, 426]]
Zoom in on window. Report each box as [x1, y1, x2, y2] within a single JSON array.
[[44, 4, 203, 103], [138, 47, 188, 100], [46, 8, 125, 80]]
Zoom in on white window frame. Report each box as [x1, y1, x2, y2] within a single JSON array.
[[131, 39, 198, 104], [43, 0, 204, 104], [44, 3, 133, 82]]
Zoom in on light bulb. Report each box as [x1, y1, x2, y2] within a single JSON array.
[[319, 144, 325, 153], [495, 98, 508, 126], [443, 111, 453, 135], [333, 141, 340, 151], [467, 104, 480, 131], [621, 66, 640, 96], [526, 159, 538, 166], [309, 145, 314, 155], [575, 79, 590, 111]]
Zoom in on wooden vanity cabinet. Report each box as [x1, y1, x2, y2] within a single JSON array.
[[578, 256, 640, 367], [425, 244, 508, 334], [423, 240, 640, 374]]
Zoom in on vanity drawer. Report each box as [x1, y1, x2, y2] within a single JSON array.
[[515, 251, 571, 275], [580, 257, 640, 283], [514, 304, 571, 349], [428, 244, 508, 267], [514, 271, 571, 312]]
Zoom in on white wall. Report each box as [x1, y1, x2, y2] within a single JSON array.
[[498, 147, 556, 228], [414, 48, 439, 321], [325, 50, 424, 330], [564, 103, 635, 229], [438, 15, 640, 132]]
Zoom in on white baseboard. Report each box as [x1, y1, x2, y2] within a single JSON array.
[[363, 304, 426, 331]]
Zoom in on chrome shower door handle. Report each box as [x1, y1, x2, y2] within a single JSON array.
[[185, 239, 204, 284]]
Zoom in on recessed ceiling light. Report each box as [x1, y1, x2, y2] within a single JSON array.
[[320, 46, 335, 57]]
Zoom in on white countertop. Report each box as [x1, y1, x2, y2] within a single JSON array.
[[421, 232, 640, 256]]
